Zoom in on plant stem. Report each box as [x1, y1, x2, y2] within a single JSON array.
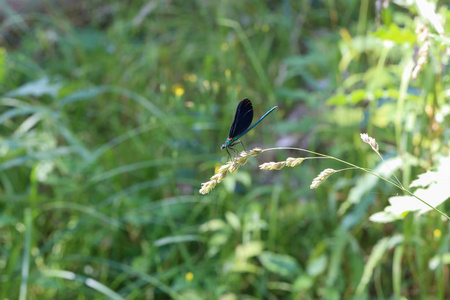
[[262, 147, 450, 221]]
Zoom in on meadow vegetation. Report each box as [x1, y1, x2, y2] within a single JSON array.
[[0, 0, 449, 299]]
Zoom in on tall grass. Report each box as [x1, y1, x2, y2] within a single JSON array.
[[0, 0, 449, 299]]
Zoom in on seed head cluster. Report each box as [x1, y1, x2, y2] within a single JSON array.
[[310, 168, 336, 189], [412, 23, 430, 79], [201, 133, 382, 194], [259, 157, 305, 170], [199, 148, 262, 194], [360, 133, 379, 153]]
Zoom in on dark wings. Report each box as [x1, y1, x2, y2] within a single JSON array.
[[228, 98, 253, 139]]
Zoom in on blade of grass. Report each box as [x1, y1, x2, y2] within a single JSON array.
[[217, 18, 275, 103], [19, 208, 32, 300], [91, 154, 217, 183], [355, 237, 389, 295], [393, 244, 404, 298], [63, 255, 181, 298], [40, 201, 124, 229], [42, 269, 125, 300]]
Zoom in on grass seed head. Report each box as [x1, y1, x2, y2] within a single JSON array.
[[360, 133, 379, 152], [260, 161, 285, 170], [200, 149, 264, 194], [310, 168, 336, 189], [286, 157, 305, 167]]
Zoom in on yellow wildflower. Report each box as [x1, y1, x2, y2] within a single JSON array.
[[185, 272, 194, 281]]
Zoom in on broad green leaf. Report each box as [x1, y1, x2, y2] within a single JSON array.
[[327, 94, 347, 106], [236, 241, 263, 260], [209, 233, 229, 247], [370, 156, 450, 221], [225, 211, 241, 231], [199, 219, 228, 232], [372, 103, 396, 128], [0, 215, 18, 227], [369, 211, 398, 223], [259, 251, 300, 278], [307, 255, 328, 277], [429, 253, 450, 270], [371, 24, 416, 43], [327, 107, 364, 127], [293, 275, 313, 292], [349, 89, 367, 104]]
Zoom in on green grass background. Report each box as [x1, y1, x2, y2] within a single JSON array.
[[0, 0, 449, 299]]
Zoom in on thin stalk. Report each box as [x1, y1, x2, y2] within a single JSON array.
[[263, 147, 402, 189], [19, 208, 32, 300], [262, 147, 450, 221], [375, 151, 405, 190]]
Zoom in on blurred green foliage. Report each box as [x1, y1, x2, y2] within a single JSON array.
[[0, 0, 449, 299]]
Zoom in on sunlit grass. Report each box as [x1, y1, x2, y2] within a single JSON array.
[[0, 0, 449, 299]]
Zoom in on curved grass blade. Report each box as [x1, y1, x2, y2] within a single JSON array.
[[42, 269, 125, 300], [63, 255, 181, 298]]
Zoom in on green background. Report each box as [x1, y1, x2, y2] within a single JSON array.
[[1, 0, 449, 299]]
